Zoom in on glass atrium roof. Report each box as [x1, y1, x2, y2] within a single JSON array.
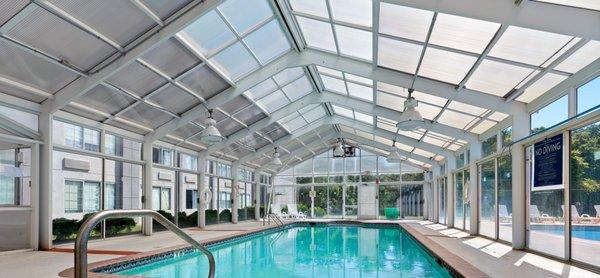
[[0, 0, 598, 172]]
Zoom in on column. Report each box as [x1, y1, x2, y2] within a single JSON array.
[[231, 163, 239, 224], [512, 110, 530, 249], [469, 141, 482, 235], [142, 142, 153, 235], [30, 143, 40, 250], [253, 169, 261, 220], [197, 154, 206, 228], [39, 112, 53, 250], [446, 158, 456, 227]]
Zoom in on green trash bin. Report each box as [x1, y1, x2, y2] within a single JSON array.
[[384, 207, 399, 220]]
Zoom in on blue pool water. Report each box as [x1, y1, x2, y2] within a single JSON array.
[[531, 225, 600, 241], [115, 225, 451, 277]]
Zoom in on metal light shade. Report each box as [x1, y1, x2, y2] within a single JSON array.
[[333, 142, 345, 156], [386, 149, 403, 163], [396, 97, 424, 131], [270, 148, 282, 166], [200, 116, 223, 144]]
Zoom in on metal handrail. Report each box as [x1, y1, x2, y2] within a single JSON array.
[[267, 213, 283, 226], [74, 209, 215, 278]]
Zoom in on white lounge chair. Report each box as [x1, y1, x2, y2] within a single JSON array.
[[498, 205, 512, 223], [287, 204, 307, 219], [562, 205, 600, 224], [271, 203, 288, 219], [530, 205, 555, 223], [595, 205, 600, 218]]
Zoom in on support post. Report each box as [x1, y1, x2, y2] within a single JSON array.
[[446, 157, 456, 227], [254, 170, 261, 220], [142, 142, 153, 235], [39, 112, 53, 250], [231, 163, 239, 224], [512, 110, 530, 249], [30, 143, 40, 250], [197, 154, 206, 228], [469, 141, 482, 235]]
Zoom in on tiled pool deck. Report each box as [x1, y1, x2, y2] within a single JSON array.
[[0, 220, 598, 278]]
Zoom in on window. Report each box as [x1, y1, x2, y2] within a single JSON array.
[[64, 123, 83, 149], [105, 134, 117, 156], [180, 154, 198, 170], [83, 129, 100, 152], [0, 150, 18, 205], [501, 126, 513, 147], [64, 180, 100, 213], [456, 152, 465, 168], [62, 122, 100, 151], [152, 187, 171, 211], [152, 147, 173, 166], [481, 135, 497, 157], [577, 75, 600, 115], [162, 149, 172, 166], [531, 95, 568, 133], [104, 183, 120, 210], [186, 189, 198, 209]]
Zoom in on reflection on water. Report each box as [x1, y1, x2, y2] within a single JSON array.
[[118, 226, 450, 277]]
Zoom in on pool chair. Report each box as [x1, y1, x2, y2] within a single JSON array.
[[530, 205, 555, 223], [498, 205, 512, 223], [563, 205, 600, 224], [271, 203, 289, 219], [596, 205, 600, 218], [287, 204, 307, 219]]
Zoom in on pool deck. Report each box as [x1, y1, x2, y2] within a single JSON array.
[[0, 219, 598, 277]]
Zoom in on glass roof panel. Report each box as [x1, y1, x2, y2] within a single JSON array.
[[296, 16, 336, 52], [541, 38, 581, 68], [469, 119, 496, 134], [347, 82, 373, 102], [289, 0, 329, 18], [377, 82, 448, 106], [120, 103, 173, 129], [413, 148, 436, 159], [78, 84, 135, 115], [321, 75, 347, 94], [273, 67, 304, 86], [148, 85, 200, 115], [330, 0, 372, 27], [210, 42, 260, 81], [465, 59, 535, 96], [397, 129, 423, 140], [178, 65, 229, 99], [335, 25, 372, 61], [555, 40, 600, 73], [246, 78, 277, 100], [332, 104, 354, 118], [489, 26, 573, 66], [488, 111, 509, 122], [535, 0, 600, 11], [301, 106, 326, 122], [378, 37, 422, 73], [345, 73, 372, 85], [437, 109, 477, 129], [429, 13, 500, 54], [422, 135, 451, 148], [419, 47, 478, 84], [417, 103, 443, 121], [282, 76, 313, 101], [217, 0, 273, 35], [243, 19, 290, 64], [316, 66, 343, 78], [377, 92, 404, 111], [516, 73, 568, 103], [282, 116, 308, 132], [180, 10, 235, 56], [447, 100, 488, 117], [354, 111, 373, 124], [379, 3, 433, 42], [257, 89, 289, 112]]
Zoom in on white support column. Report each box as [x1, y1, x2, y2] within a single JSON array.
[[432, 166, 440, 223], [446, 158, 456, 227], [231, 163, 239, 224], [38, 112, 53, 250], [469, 141, 482, 235], [568, 87, 577, 118], [512, 111, 530, 249], [142, 142, 153, 235], [197, 154, 206, 228], [253, 170, 261, 220], [30, 143, 40, 250]]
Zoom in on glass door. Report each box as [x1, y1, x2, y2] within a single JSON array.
[[378, 184, 401, 219], [454, 172, 464, 229]]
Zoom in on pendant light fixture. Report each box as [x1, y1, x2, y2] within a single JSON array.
[[199, 109, 223, 144], [386, 140, 403, 163], [396, 88, 424, 131], [270, 147, 282, 166], [333, 139, 345, 157]]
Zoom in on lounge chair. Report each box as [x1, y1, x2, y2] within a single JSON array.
[[562, 205, 600, 224], [595, 205, 600, 218], [287, 204, 307, 219], [271, 203, 288, 219], [498, 205, 512, 223], [530, 205, 555, 223]]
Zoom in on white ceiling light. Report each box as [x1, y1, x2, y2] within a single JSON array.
[[386, 140, 403, 163], [270, 147, 282, 166], [333, 139, 345, 156], [396, 88, 425, 131], [199, 109, 223, 144]]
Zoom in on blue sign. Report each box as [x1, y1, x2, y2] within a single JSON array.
[[533, 134, 563, 191]]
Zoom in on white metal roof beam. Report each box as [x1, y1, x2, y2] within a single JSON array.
[[381, 0, 600, 40], [130, 0, 164, 26], [340, 132, 432, 164], [40, 0, 226, 115]]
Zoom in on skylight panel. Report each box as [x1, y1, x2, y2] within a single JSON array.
[[419, 47, 478, 85], [274, 68, 304, 86], [347, 82, 373, 102], [345, 73, 372, 85], [535, 0, 600, 11], [279, 112, 299, 124], [465, 59, 535, 96], [289, 0, 329, 18], [375, 136, 393, 147], [283, 116, 308, 132], [296, 16, 336, 52], [413, 148, 436, 159], [437, 109, 477, 129], [397, 130, 422, 140], [330, 0, 372, 27], [469, 119, 497, 134], [488, 111, 509, 122], [339, 125, 355, 134], [355, 129, 373, 140], [422, 135, 452, 148], [217, 0, 273, 35], [282, 76, 312, 101], [246, 78, 277, 100], [257, 89, 289, 112], [379, 3, 433, 42], [489, 26, 573, 66], [316, 66, 343, 78], [321, 75, 347, 94], [429, 13, 500, 54], [210, 42, 259, 81], [301, 106, 326, 122], [354, 111, 373, 124], [516, 73, 567, 103], [378, 37, 422, 73], [541, 38, 581, 68], [417, 103, 443, 120], [243, 20, 290, 64], [180, 10, 235, 56], [376, 92, 404, 112], [332, 104, 354, 118], [377, 120, 397, 133], [334, 25, 372, 61], [447, 101, 488, 117], [555, 40, 600, 73]]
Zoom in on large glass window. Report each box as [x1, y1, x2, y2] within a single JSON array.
[[64, 180, 100, 213], [152, 187, 171, 211], [57, 121, 100, 152], [531, 95, 568, 133], [454, 171, 464, 229], [481, 135, 497, 157], [498, 155, 512, 242], [479, 160, 496, 238], [438, 177, 447, 224], [577, 75, 599, 114]]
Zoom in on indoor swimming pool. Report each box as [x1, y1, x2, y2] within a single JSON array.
[[107, 224, 451, 277]]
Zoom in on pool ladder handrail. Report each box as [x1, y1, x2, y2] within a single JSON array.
[[266, 213, 284, 226], [74, 209, 216, 278]]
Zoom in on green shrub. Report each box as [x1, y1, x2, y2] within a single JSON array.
[[297, 203, 309, 214], [281, 205, 288, 214], [238, 209, 247, 221], [105, 217, 136, 236], [52, 218, 79, 241], [80, 213, 102, 234], [314, 207, 326, 217], [206, 209, 218, 224], [153, 210, 174, 229], [219, 209, 232, 222], [187, 211, 198, 226]]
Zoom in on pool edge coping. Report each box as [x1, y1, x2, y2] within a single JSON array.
[[58, 221, 488, 278]]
